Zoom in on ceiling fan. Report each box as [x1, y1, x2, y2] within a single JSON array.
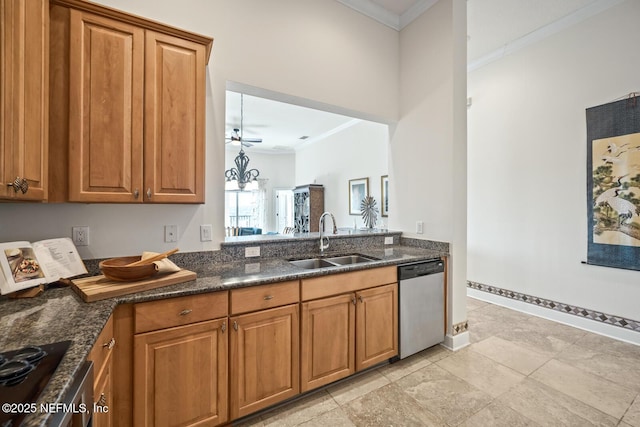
[[226, 93, 263, 148]]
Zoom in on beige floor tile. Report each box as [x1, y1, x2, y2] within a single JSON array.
[[526, 316, 588, 344], [327, 369, 390, 406], [494, 327, 573, 358], [435, 347, 525, 397], [298, 407, 355, 427], [498, 378, 618, 426], [343, 383, 444, 426], [556, 343, 640, 392], [396, 363, 493, 426], [575, 332, 640, 360], [378, 351, 434, 382], [467, 296, 489, 312], [470, 336, 550, 375], [459, 401, 540, 427], [622, 395, 640, 427], [260, 390, 338, 427], [531, 359, 636, 419]]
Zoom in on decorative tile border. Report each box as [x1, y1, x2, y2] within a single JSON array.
[[468, 281, 640, 334], [452, 320, 469, 336]]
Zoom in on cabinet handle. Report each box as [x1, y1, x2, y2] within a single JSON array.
[[351, 296, 356, 305], [233, 321, 238, 331], [179, 309, 192, 316], [221, 321, 226, 333], [146, 188, 152, 199], [134, 188, 139, 199], [102, 338, 116, 350], [359, 295, 364, 303], [7, 177, 28, 194], [97, 393, 107, 406], [263, 295, 274, 301]]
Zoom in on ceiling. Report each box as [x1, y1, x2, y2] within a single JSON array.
[[226, 0, 619, 155]]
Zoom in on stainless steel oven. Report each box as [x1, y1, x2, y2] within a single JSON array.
[[49, 361, 94, 427]]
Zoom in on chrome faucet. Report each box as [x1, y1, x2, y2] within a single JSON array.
[[319, 212, 337, 254]]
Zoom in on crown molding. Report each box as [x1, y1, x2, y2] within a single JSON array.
[[336, 0, 435, 31], [468, 0, 624, 72]]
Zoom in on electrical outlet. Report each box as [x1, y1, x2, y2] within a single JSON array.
[[200, 224, 212, 242], [245, 246, 260, 257], [164, 225, 178, 243], [72, 226, 90, 246], [416, 221, 424, 234], [384, 236, 394, 245]]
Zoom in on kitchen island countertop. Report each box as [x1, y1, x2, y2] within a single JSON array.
[[0, 244, 445, 426]]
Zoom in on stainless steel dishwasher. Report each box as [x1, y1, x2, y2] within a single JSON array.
[[398, 259, 445, 359]]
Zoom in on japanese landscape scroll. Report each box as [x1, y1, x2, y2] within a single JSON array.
[[586, 95, 640, 270]]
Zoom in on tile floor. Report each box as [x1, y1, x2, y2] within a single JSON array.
[[235, 296, 640, 426]]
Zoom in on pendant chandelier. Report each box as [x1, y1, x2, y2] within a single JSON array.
[[225, 94, 259, 191]]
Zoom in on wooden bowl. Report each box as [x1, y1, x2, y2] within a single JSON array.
[[99, 256, 159, 282]]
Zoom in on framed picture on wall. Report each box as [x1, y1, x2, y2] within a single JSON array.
[[349, 178, 369, 215], [381, 175, 389, 217]]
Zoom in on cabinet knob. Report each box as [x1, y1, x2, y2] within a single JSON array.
[[146, 188, 152, 199], [102, 337, 116, 350], [351, 296, 356, 306], [134, 188, 140, 199], [97, 393, 107, 406], [221, 321, 226, 333], [233, 321, 238, 331], [359, 295, 364, 303], [263, 295, 274, 301], [7, 177, 28, 194], [179, 309, 192, 316]]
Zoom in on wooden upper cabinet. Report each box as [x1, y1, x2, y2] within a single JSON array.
[[50, 0, 211, 203], [1, 0, 49, 201], [144, 31, 205, 203], [68, 9, 144, 202]]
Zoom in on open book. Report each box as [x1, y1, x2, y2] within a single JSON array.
[[0, 238, 87, 295]]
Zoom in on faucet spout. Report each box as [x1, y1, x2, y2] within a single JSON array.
[[319, 212, 337, 254]]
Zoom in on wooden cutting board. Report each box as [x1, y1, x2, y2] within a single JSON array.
[[71, 269, 196, 302]]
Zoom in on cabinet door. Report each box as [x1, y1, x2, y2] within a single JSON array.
[[144, 31, 205, 203], [134, 319, 228, 427], [301, 293, 355, 392], [68, 9, 144, 202], [92, 358, 113, 427], [230, 304, 299, 419], [1, 0, 48, 201], [356, 284, 398, 371]]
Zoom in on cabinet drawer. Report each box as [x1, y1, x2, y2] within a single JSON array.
[[87, 314, 114, 378], [135, 291, 228, 334], [230, 281, 299, 314], [301, 266, 397, 301]]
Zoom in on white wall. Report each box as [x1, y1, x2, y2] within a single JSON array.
[[467, 0, 640, 340], [224, 150, 295, 233], [391, 0, 468, 347], [0, 0, 400, 257], [295, 120, 389, 229]]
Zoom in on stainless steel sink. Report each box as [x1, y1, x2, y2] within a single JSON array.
[[325, 255, 377, 265], [289, 254, 377, 269], [289, 258, 336, 269]]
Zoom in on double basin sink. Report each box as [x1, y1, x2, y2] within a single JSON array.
[[290, 254, 377, 270]]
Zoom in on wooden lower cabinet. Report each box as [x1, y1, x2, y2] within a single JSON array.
[[301, 293, 355, 392], [87, 314, 115, 427], [300, 280, 398, 393], [229, 304, 299, 419], [133, 318, 228, 427], [356, 283, 398, 371]]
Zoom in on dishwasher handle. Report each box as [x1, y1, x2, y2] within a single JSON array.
[[398, 260, 444, 280]]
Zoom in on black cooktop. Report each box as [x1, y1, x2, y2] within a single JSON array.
[[0, 341, 71, 427]]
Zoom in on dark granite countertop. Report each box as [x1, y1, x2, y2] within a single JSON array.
[[0, 244, 444, 426]]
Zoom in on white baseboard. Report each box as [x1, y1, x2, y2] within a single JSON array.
[[467, 288, 640, 346], [442, 331, 470, 351]]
